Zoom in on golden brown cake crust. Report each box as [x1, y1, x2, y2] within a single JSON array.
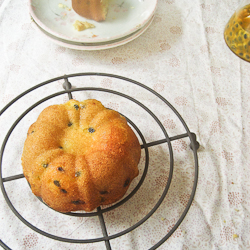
[[21, 99, 141, 212], [72, 0, 108, 22]]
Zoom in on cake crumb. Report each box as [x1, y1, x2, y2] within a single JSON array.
[[233, 234, 239, 239], [161, 217, 165, 221], [73, 20, 95, 31], [58, 3, 71, 11]]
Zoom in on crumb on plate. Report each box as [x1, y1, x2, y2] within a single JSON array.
[[73, 20, 95, 31], [58, 3, 71, 11]]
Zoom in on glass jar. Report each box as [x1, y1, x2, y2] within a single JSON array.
[[224, 0, 250, 61]]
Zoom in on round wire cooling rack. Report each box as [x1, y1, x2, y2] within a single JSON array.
[[0, 73, 199, 250]]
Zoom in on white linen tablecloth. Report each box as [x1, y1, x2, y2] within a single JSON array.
[[0, 0, 249, 249]]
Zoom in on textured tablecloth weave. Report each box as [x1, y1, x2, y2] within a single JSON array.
[[0, 0, 249, 249]]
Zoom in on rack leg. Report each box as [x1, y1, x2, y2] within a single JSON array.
[[62, 77, 73, 100], [190, 133, 200, 150]]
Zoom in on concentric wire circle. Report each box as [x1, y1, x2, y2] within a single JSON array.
[[0, 73, 199, 249]]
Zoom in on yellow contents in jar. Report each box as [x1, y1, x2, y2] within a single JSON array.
[[224, 4, 250, 61]]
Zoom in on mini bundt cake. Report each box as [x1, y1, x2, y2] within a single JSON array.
[[72, 0, 109, 22], [21, 99, 141, 212]]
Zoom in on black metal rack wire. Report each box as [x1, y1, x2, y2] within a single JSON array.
[[0, 73, 199, 250]]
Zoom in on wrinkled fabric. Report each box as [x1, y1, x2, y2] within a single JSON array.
[[0, 0, 248, 249]]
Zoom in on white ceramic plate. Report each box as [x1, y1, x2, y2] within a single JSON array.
[[29, 0, 157, 43], [31, 15, 154, 50]]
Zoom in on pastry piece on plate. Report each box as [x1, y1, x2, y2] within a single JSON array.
[[72, 0, 109, 22]]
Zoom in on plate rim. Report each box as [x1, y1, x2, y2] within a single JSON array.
[[32, 15, 154, 51]]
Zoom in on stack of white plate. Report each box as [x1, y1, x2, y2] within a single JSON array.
[[29, 0, 158, 50]]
